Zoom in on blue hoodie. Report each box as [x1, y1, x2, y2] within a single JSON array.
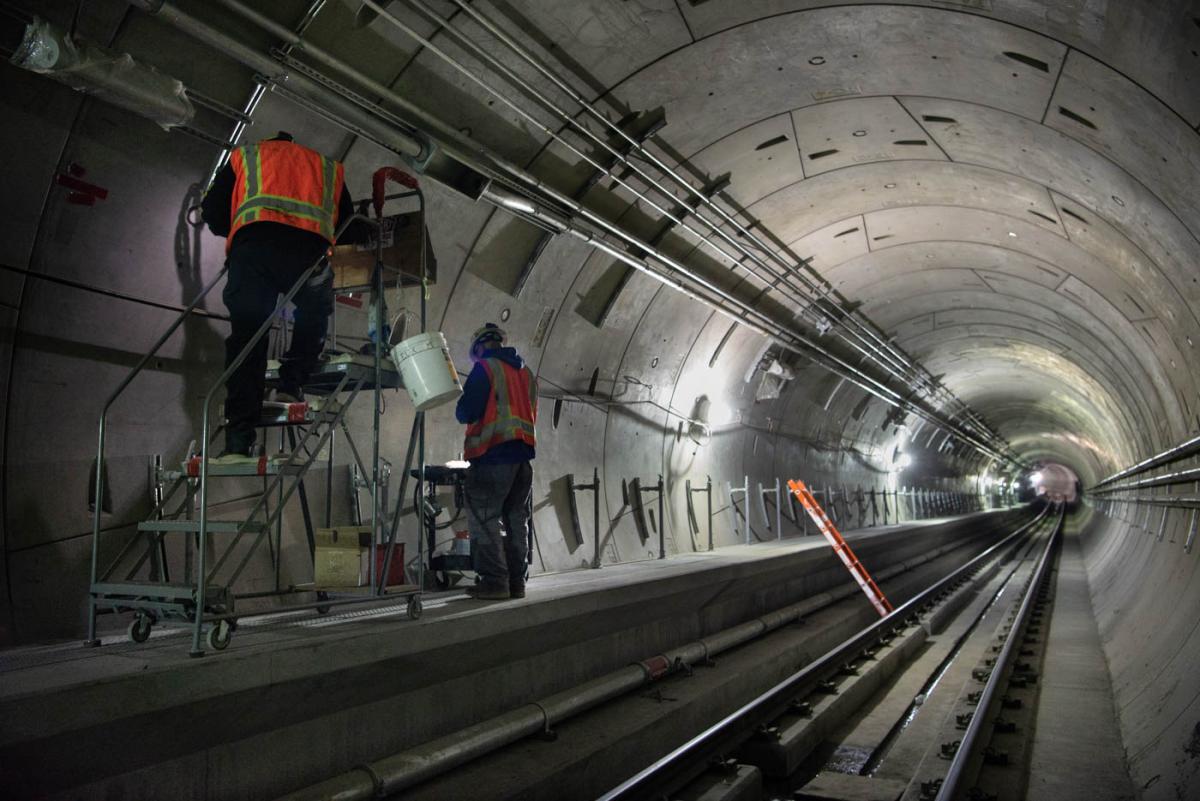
[[455, 346, 536, 464]]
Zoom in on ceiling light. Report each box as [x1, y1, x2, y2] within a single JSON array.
[[1007, 231, 1017, 237], [884, 182, 896, 189]]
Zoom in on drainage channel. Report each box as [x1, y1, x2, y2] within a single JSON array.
[[599, 505, 1060, 801]]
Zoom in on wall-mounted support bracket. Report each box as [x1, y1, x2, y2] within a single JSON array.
[[686, 476, 714, 551], [568, 468, 601, 568], [727, 476, 750, 544]]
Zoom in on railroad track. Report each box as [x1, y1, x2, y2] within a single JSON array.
[[599, 504, 1064, 801]]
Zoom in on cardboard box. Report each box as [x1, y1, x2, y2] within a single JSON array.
[[313, 528, 407, 588], [313, 526, 371, 588], [329, 211, 437, 292]]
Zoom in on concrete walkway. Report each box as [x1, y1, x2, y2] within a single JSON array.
[[1026, 523, 1134, 800]]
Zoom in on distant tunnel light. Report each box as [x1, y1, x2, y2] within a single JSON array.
[[892, 452, 912, 471], [1029, 471, 1044, 487]]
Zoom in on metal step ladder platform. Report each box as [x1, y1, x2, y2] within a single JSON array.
[[788, 479, 894, 617], [86, 170, 434, 656]]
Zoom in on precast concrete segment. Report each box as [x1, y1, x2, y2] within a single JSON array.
[[1080, 504, 1200, 799]]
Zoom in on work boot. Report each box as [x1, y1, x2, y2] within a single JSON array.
[[465, 584, 510, 600], [509, 582, 526, 599]]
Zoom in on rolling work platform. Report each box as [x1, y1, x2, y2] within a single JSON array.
[[85, 169, 439, 656]]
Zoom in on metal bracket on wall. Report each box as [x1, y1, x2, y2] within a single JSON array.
[[727, 476, 750, 544], [686, 476, 714, 551], [627, 475, 667, 559], [568, 469, 602, 568], [757, 478, 783, 540]]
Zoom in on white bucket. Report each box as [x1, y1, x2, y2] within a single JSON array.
[[391, 331, 463, 411]]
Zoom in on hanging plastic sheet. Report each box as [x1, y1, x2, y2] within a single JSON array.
[[11, 16, 195, 130]]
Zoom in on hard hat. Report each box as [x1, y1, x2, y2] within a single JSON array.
[[471, 323, 506, 352]]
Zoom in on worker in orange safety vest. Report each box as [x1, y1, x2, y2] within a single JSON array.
[[201, 132, 367, 464], [455, 323, 538, 600]]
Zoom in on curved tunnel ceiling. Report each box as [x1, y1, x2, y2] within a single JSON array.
[[292, 0, 1200, 489], [281, 0, 1198, 487], [565, 3, 1198, 486]]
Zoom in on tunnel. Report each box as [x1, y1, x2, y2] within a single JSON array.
[[1, 1, 1198, 799]]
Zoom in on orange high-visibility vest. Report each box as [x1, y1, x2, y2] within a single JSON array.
[[226, 139, 345, 253], [464, 358, 538, 460]]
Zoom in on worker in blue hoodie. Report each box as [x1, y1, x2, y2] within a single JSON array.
[[455, 324, 538, 599]]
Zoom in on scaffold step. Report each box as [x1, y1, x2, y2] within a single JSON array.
[[137, 519, 264, 534]]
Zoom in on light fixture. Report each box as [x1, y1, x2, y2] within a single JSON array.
[[688, 394, 733, 445], [709, 399, 734, 426], [1007, 231, 1018, 237]]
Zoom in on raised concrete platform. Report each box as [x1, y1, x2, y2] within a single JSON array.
[[0, 508, 1027, 801]]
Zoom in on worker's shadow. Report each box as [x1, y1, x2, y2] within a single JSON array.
[[176, 183, 227, 452]]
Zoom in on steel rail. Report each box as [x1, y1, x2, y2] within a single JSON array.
[[598, 505, 1049, 800], [934, 504, 1063, 801]]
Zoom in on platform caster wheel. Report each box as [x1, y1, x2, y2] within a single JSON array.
[[128, 615, 153, 644], [407, 596, 423, 620], [316, 590, 332, 615], [207, 619, 232, 651]]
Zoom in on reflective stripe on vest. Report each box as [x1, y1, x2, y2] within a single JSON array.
[[227, 141, 342, 252], [463, 358, 537, 460]]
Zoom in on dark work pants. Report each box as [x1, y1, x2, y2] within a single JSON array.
[[222, 238, 333, 453], [465, 461, 533, 589]]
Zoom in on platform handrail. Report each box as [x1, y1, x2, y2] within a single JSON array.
[[191, 213, 376, 654], [87, 261, 230, 644], [597, 503, 1048, 801]]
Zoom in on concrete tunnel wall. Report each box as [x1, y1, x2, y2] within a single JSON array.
[[0, 0, 1198, 796]]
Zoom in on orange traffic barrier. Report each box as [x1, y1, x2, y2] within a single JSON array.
[[788, 479, 894, 617]]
